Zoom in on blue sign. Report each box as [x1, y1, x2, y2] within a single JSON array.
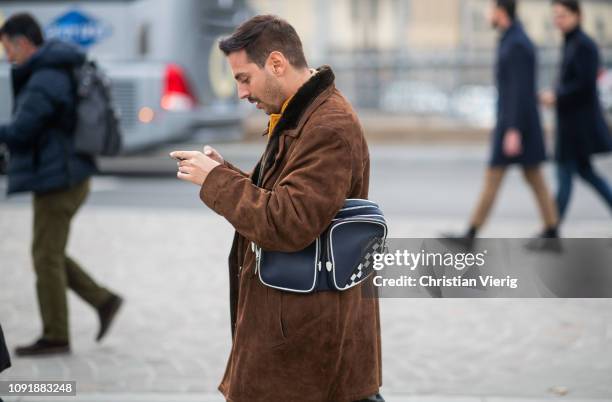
[[45, 9, 111, 48]]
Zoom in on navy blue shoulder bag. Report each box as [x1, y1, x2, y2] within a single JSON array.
[[253, 199, 387, 293]]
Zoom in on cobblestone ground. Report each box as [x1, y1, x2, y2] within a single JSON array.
[[1, 200, 612, 401]]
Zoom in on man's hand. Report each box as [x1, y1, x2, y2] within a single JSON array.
[[203, 145, 224, 165], [539, 90, 556, 108], [503, 128, 522, 157], [170, 149, 221, 186]]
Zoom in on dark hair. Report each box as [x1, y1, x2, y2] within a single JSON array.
[[219, 15, 307, 69], [552, 0, 581, 15], [496, 0, 517, 20], [0, 13, 44, 46]]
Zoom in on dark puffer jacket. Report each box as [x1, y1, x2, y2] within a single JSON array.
[[0, 39, 96, 194]]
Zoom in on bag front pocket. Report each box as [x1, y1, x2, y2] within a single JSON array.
[[325, 217, 387, 291], [256, 237, 321, 293]]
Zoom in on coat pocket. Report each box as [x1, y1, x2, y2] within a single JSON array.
[[264, 287, 324, 347], [278, 291, 323, 342], [264, 287, 288, 347]]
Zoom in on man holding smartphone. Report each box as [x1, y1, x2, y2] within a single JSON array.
[[171, 15, 383, 402]]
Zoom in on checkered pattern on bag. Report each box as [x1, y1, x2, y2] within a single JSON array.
[[344, 237, 385, 288]]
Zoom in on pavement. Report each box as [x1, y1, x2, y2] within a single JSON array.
[[1, 143, 612, 402]]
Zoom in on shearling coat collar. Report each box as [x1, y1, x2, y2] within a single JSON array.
[[270, 65, 335, 137], [252, 65, 336, 186]]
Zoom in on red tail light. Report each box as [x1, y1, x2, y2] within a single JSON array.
[[161, 64, 198, 111]]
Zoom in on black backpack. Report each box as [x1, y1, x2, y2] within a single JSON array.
[[71, 61, 122, 156]]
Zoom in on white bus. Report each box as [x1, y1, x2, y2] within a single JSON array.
[[0, 0, 250, 152]]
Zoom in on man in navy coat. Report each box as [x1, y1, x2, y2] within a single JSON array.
[[449, 0, 558, 240], [540, 0, 612, 225]]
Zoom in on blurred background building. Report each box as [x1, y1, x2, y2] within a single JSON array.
[[1, 0, 611, 147], [249, 0, 612, 126]]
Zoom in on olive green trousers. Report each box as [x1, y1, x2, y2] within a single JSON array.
[[32, 179, 111, 342]]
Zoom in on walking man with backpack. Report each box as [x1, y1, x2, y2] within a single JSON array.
[[0, 13, 123, 356]]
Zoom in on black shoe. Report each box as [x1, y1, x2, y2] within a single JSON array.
[[96, 294, 123, 342], [440, 233, 476, 250], [524, 236, 563, 253], [15, 338, 70, 357], [540, 226, 560, 239]]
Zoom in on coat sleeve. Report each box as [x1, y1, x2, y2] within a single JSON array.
[[200, 124, 353, 252], [556, 42, 599, 110], [224, 160, 250, 178], [0, 70, 67, 149], [505, 43, 532, 136]]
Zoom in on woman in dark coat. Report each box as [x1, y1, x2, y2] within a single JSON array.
[[541, 0, 612, 223]]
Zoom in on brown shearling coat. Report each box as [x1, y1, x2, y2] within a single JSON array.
[[200, 66, 382, 402]]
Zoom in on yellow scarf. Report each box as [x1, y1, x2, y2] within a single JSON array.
[[268, 96, 293, 139]]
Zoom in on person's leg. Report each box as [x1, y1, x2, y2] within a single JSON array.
[[522, 166, 558, 236], [467, 166, 507, 236], [31, 181, 90, 343], [57, 179, 111, 307], [576, 158, 612, 214], [59, 180, 122, 341], [65, 256, 112, 308], [555, 160, 575, 222]]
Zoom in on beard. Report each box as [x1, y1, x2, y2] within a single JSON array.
[[254, 73, 284, 115]]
